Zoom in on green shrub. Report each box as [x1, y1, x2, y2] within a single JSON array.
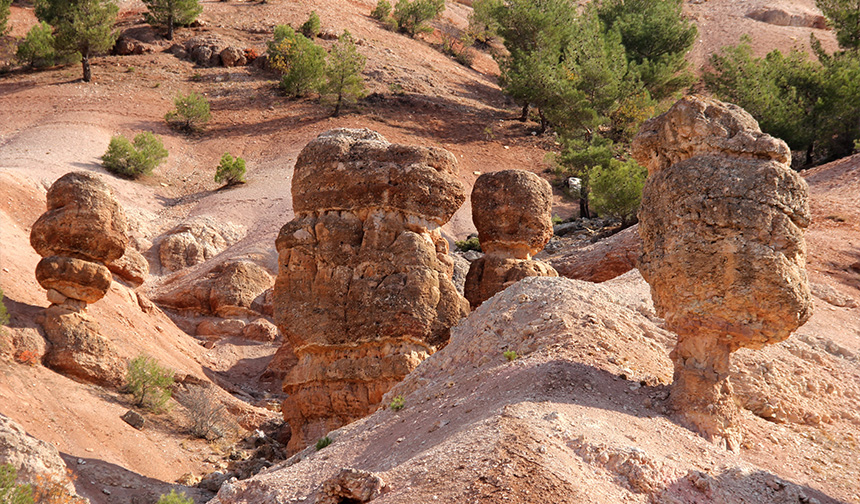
[[127, 354, 175, 412], [315, 436, 332, 450], [300, 10, 321, 38], [371, 0, 392, 20], [320, 30, 366, 116], [0, 288, 9, 327], [0, 464, 34, 504], [0, 0, 10, 36], [589, 158, 646, 227], [156, 489, 193, 504], [101, 132, 168, 179], [465, 0, 501, 45], [454, 236, 481, 252], [389, 395, 405, 411], [165, 91, 211, 132], [16, 21, 59, 68], [441, 33, 473, 67], [503, 350, 518, 362], [267, 25, 326, 97], [393, 0, 445, 36], [214, 152, 246, 186]]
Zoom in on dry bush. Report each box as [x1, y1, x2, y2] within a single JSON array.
[[178, 385, 228, 439]]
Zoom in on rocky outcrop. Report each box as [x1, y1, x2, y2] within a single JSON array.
[[0, 414, 84, 500], [180, 35, 249, 67], [746, 7, 827, 29], [274, 129, 469, 452], [544, 225, 640, 282], [107, 246, 148, 287], [158, 217, 245, 273], [633, 96, 812, 448], [464, 170, 558, 308]]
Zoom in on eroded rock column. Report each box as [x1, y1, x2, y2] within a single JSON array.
[[274, 129, 470, 452], [633, 96, 812, 449], [30, 171, 129, 385], [464, 170, 558, 309]]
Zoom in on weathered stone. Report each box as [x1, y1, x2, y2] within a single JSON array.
[[545, 225, 640, 282], [210, 261, 274, 317], [158, 217, 245, 273], [274, 129, 469, 452], [197, 318, 247, 338], [30, 171, 129, 263], [746, 7, 827, 28], [317, 468, 387, 504], [0, 414, 82, 498], [107, 247, 149, 287], [220, 46, 247, 67], [121, 410, 145, 430], [242, 318, 279, 342], [36, 256, 112, 304], [464, 170, 557, 309], [634, 96, 812, 448]]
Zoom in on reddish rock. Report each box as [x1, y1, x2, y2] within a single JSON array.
[[107, 247, 149, 287], [546, 226, 640, 282], [35, 256, 113, 304]]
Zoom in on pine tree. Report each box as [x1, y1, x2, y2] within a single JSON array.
[[0, 0, 11, 36], [816, 0, 860, 51], [49, 0, 119, 82], [142, 0, 202, 40], [320, 30, 366, 117]]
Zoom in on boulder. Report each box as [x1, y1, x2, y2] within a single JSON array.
[[158, 217, 245, 273], [633, 96, 812, 448], [317, 468, 387, 504], [545, 225, 640, 282], [30, 171, 128, 264], [220, 46, 247, 67], [464, 170, 558, 308], [274, 129, 469, 452], [209, 261, 273, 317], [242, 318, 279, 342], [107, 246, 149, 287], [35, 256, 113, 304], [746, 7, 827, 29]]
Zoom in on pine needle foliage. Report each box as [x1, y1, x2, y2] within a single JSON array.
[[127, 354, 175, 412], [320, 30, 366, 116]]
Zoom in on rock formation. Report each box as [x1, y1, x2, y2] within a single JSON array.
[[274, 128, 470, 452], [464, 170, 557, 308], [29, 171, 129, 385], [633, 96, 812, 448], [544, 225, 640, 282]]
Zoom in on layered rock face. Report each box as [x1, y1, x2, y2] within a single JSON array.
[[274, 129, 470, 451], [464, 170, 557, 308], [30, 172, 129, 385], [633, 96, 812, 448]]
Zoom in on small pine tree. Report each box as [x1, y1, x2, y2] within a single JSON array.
[[50, 0, 119, 82], [267, 25, 327, 97], [300, 10, 321, 38], [156, 489, 193, 504], [0, 464, 34, 504], [142, 0, 201, 40], [588, 158, 646, 227], [101, 132, 169, 179], [214, 152, 246, 186], [16, 22, 60, 68], [320, 30, 366, 117], [816, 0, 860, 51], [371, 0, 391, 21], [393, 0, 445, 36], [165, 91, 211, 132], [127, 354, 175, 412], [0, 0, 11, 36]]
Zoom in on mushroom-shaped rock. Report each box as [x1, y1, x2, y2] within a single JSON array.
[[634, 96, 812, 448], [274, 129, 470, 452], [464, 170, 558, 308]]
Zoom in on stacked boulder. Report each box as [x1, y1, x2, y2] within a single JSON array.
[[274, 129, 470, 452], [30, 172, 129, 385], [464, 170, 558, 309], [633, 96, 812, 449]]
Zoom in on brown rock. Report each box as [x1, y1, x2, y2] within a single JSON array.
[[196, 318, 247, 338], [634, 96, 812, 448], [242, 318, 279, 342], [158, 217, 245, 273], [274, 129, 469, 452], [464, 170, 558, 309], [317, 468, 387, 504], [220, 46, 247, 67], [30, 171, 128, 264], [746, 7, 827, 28], [35, 256, 112, 304], [545, 225, 640, 282], [41, 304, 125, 387], [210, 261, 274, 317], [107, 247, 149, 287], [121, 410, 146, 430]]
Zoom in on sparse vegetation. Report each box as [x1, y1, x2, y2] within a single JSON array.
[[371, 0, 392, 21], [503, 350, 518, 362], [551, 214, 563, 225], [455, 236, 481, 252], [320, 30, 366, 116], [268, 25, 327, 97], [165, 91, 211, 132], [300, 10, 321, 38], [0, 288, 9, 327], [466, 0, 501, 45], [392, 0, 445, 36], [178, 385, 227, 439], [315, 436, 332, 450], [156, 489, 194, 504], [215, 152, 247, 186], [37, 0, 120, 82], [101, 132, 169, 179], [389, 395, 406, 411], [142, 0, 202, 40], [0, 464, 33, 504], [0, 0, 11, 36], [127, 354, 175, 412], [588, 158, 646, 227]]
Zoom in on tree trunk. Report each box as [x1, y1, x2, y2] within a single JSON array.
[[519, 102, 529, 122], [805, 142, 814, 166], [579, 193, 590, 219], [538, 108, 548, 134], [82, 54, 92, 82], [333, 93, 342, 117], [167, 11, 174, 40]]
